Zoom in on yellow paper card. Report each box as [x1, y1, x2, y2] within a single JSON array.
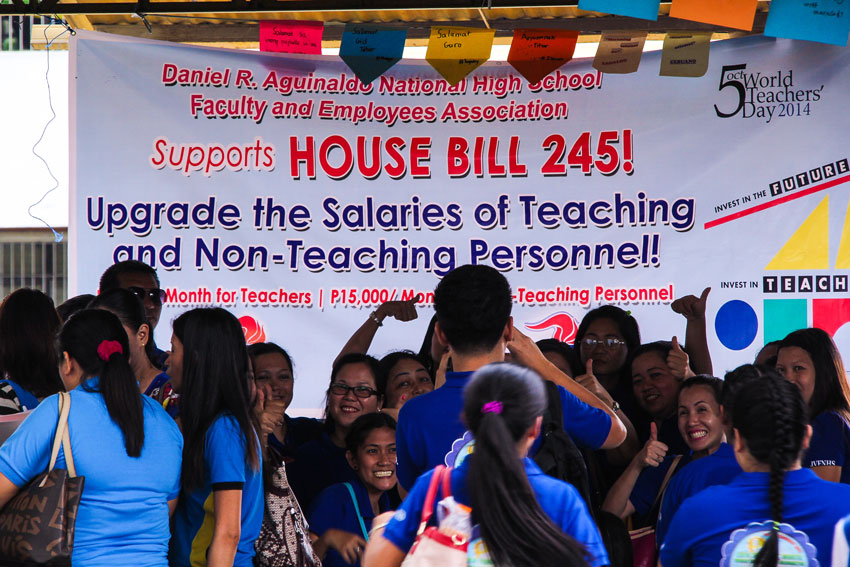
[[592, 31, 647, 74], [426, 27, 495, 86], [659, 32, 711, 77], [670, 0, 758, 31]]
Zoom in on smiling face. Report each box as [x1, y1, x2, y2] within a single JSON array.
[[347, 426, 397, 494], [632, 351, 680, 419], [165, 334, 184, 392], [776, 346, 816, 405], [328, 362, 381, 429], [385, 357, 433, 409], [677, 385, 724, 455], [253, 352, 294, 411], [580, 318, 629, 376]]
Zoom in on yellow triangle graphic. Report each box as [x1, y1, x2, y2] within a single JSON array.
[[765, 196, 829, 270], [836, 198, 850, 269]]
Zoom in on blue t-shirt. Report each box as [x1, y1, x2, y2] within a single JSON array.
[[396, 371, 612, 490], [656, 443, 742, 546], [628, 453, 690, 527], [0, 379, 183, 567], [307, 479, 392, 567], [383, 457, 609, 567], [288, 431, 358, 511], [806, 411, 850, 484], [170, 414, 263, 567], [0, 379, 40, 411], [660, 468, 850, 567]]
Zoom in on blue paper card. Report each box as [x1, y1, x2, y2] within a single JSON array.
[[578, 0, 661, 21], [765, 0, 850, 46], [340, 24, 407, 84]]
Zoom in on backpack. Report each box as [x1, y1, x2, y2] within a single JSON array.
[[532, 380, 593, 511], [254, 463, 321, 567]]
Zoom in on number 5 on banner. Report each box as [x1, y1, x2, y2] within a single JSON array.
[[541, 129, 634, 176]]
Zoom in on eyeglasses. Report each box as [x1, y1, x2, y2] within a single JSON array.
[[329, 383, 379, 399], [127, 286, 167, 305], [581, 337, 626, 349]]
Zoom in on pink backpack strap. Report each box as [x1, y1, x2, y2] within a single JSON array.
[[415, 465, 445, 536], [441, 466, 453, 498]]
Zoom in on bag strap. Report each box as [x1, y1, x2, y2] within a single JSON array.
[[343, 482, 370, 542], [415, 465, 445, 537], [47, 393, 76, 478], [647, 454, 682, 520], [441, 465, 453, 498]]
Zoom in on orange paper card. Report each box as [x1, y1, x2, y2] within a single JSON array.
[[508, 29, 580, 84], [670, 0, 758, 31]]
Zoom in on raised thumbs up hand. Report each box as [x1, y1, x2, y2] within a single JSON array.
[[637, 422, 669, 469], [576, 358, 615, 407], [666, 336, 694, 380]]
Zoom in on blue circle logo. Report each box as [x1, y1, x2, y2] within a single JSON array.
[[715, 300, 758, 351]]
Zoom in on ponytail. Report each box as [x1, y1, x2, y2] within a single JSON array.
[[463, 363, 590, 567], [731, 369, 807, 567], [59, 309, 145, 457]]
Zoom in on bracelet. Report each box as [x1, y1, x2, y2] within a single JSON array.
[[369, 311, 383, 327], [368, 522, 389, 538]]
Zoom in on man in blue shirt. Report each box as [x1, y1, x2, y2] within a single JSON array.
[[395, 264, 627, 492]]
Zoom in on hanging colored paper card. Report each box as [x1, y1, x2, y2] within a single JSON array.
[[659, 32, 711, 77], [670, 0, 758, 31], [508, 29, 579, 84], [426, 27, 495, 86], [764, 0, 850, 46], [259, 20, 324, 54], [592, 31, 647, 74], [339, 24, 407, 84], [578, 0, 661, 21]]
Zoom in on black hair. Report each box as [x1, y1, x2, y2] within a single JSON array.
[[679, 375, 723, 404], [722, 364, 772, 418], [416, 314, 439, 374], [323, 353, 381, 432], [575, 305, 641, 361], [88, 288, 156, 367], [247, 342, 294, 375], [99, 260, 160, 292], [59, 309, 144, 456], [755, 340, 782, 367], [463, 363, 590, 567], [344, 412, 397, 455], [0, 288, 64, 399], [732, 369, 808, 567], [377, 350, 433, 395], [57, 294, 95, 323], [433, 265, 512, 355], [174, 307, 260, 490], [779, 328, 850, 421], [536, 338, 581, 378], [628, 341, 673, 369]]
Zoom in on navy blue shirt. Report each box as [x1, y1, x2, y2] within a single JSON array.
[[656, 443, 742, 545], [288, 431, 358, 511], [806, 411, 850, 484], [628, 453, 690, 527], [307, 479, 391, 567], [383, 458, 609, 567], [267, 415, 323, 465], [396, 370, 612, 490], [660, 468, 850, 567]]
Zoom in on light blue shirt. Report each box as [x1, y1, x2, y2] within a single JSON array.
[[0, 378, 183, 567]]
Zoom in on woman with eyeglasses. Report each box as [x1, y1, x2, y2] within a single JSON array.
[[287, 353, 384, 510]]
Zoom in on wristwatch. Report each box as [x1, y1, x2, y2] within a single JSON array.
[[369, 311, 383, 327], [611, 401, 621, 413]]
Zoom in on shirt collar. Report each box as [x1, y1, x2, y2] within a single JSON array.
[[444, 371, 475, 388]]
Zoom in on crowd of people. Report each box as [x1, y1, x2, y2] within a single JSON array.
[[0, 259, 849, 567]]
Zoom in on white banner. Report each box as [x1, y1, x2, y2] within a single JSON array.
[[70, 31, 850, 413]]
